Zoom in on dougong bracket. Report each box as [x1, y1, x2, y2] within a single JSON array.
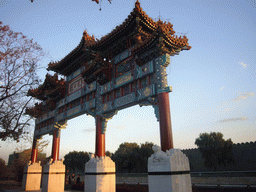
[[53, 121, 67, 130], [99, 110, 118, 134]]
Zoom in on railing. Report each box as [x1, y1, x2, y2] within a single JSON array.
[[190, 170, 256, 177], [116, 171, 256, 177]]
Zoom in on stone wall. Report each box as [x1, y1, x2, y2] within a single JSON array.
[[182, 141, 256, 172], [192, 177, 256, 185], [116, 176, 148, 184]]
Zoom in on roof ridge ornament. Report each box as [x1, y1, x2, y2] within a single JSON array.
[[135, 0, 141, 12], [48, 0, 191, 75], [83, 30, 95, 41]]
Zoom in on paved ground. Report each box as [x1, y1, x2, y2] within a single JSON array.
[[1, 186, 256, 192], [0, 190, 79, 192]]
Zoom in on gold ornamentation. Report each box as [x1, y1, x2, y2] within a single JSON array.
[[156, 58, 163, 66], [103, 103, 108, 111], [116, 73, 132, 86], [54, 121, 67, 129], [144, 87, 151, 97]]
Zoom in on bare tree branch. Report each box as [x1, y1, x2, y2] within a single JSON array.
[[0, 21, 45, 141]]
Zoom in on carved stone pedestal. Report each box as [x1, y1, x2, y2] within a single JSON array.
[[42, 159, 65, 192], [22, 161, 42, 192], [148, 146, 192, 192], [84, 155, 115, 192]]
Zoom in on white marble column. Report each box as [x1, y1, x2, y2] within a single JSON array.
[[84, 155, 115, 192], [148, 146, 192, 192], [22, 161, 42, 191], [42, 159, 65, 192]]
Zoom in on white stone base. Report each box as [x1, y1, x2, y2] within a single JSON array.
[[84, 155, 115, 192], [148, 146, 192, 192], [42, 159, 65, 192], [22, 161, 42, 191]]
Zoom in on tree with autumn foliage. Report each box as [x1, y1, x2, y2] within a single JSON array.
[[9, 149, 47, 181], [8, 132, 49, 181], [0, 21, 45, 141], [0, 158, 7, 179]]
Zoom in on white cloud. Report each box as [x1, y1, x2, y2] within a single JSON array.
[[233, 92, 255, 102], [219, 117, 247, 123], [240, 62, 247, 68], [224, 108, 231, 112], [83, 128, 95, 133], [109, 124, 127, 130], [115, 125, 126, 130]]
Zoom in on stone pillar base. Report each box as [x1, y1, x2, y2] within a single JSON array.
[[22, 161, 42, 191], [42, 159, 65, 192], [148, 146, 192, 192], [84, 155, 115, 192]]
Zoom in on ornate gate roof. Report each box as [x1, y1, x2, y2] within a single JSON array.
[[47, 0, 191, 76]]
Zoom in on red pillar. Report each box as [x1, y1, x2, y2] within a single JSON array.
[[52, 129, 61, 161], [31, 138, 38, 163], [95, 115, 105, 157], [157, 92, 174, 152]]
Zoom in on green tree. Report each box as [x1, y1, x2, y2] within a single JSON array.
[[113, 142, 139, 173], [105, 150, 113, 158], [0, 21, 45, 141], [130, 142, 154, 173], [63, 151, 90, 173], [113, 142, 154, 173], [195, 132, 234, 170]]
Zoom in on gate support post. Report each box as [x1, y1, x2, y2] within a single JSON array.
[[148, 54, 192, 192], [31, 138, 39, 163], [157, 92, 173, 152], [84, 115, 116, 192], [22, 137, 42, 192], [95, 115, 105, 157], [42, 129, 65, 192], [51, 127, 60, 161]]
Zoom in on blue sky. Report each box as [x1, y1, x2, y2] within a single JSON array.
[[0, 0, 255, 163]]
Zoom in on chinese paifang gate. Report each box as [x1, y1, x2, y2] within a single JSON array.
[[24, 1, 191, 192]]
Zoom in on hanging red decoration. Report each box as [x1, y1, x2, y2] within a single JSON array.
[[92, 0, 99, 4], [91, 0, 111, 4]]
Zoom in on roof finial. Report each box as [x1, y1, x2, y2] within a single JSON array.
[[135, 0, 140, 7], [158, 10, 161, 21], [135, 0, 141, 12], [83, 30, 94, 41]]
